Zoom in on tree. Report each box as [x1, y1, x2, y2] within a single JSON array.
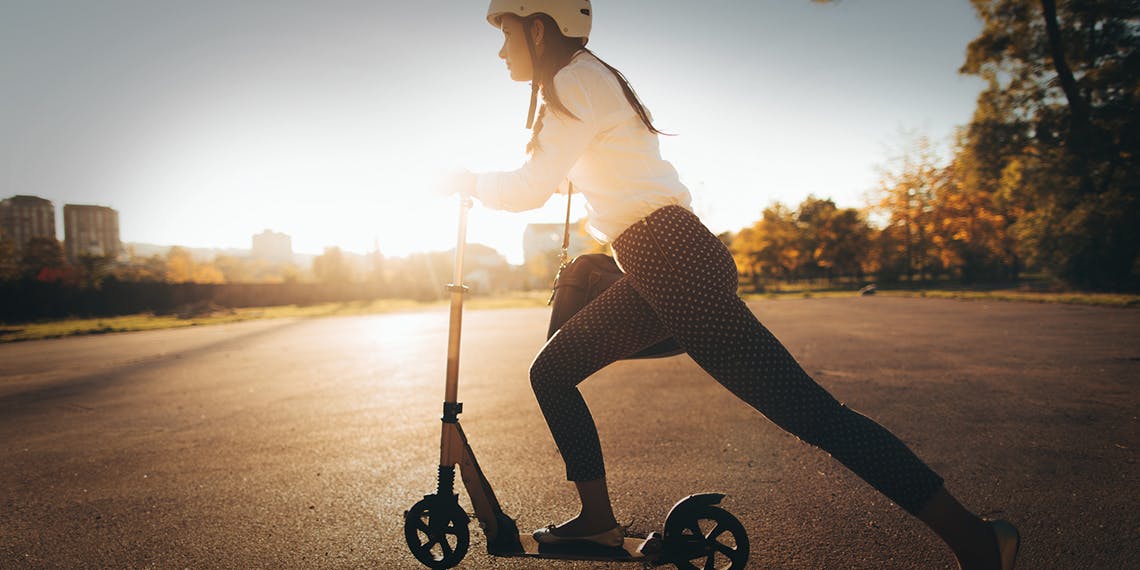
[[934, 134, 1020, 283], [873, 132, 946, 284], [794, 196, 873, 284], [731, 202, 801, 289], [961, 0, 1139, 289], [816, 0, 1137, 288], [112, 248, 167, 282], [191, 262, 225, 284], [214, 254, 251, 283], [820, 206, 874, 283], [75, 253, 115, 289], [21, 237, 67, 281], [731, 196, 877, 290], [312, 246, 352, 284], [796, 196, 837, 281], [165, 247, 194, 283], [0, 231, 19, 281]]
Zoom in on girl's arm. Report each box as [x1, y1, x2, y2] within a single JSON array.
[[473, 66, 603, 212]]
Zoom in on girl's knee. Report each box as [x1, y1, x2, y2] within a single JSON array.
[[528, 355, 558, 394]]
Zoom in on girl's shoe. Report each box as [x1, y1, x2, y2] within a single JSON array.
[[989, 519, 1020, 570], [532, 524, 624, 548]]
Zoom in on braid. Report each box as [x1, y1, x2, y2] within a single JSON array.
[[526, 103, 547, 155]]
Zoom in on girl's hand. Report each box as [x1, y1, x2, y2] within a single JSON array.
[[433, 169, 476, 198]]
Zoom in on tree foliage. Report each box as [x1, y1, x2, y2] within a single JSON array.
[[869, 131, 1016, 284], [21, 237, 67, 282], [874, 133, 945, 284], [111, 249, 168, 283], [960, 0, 1139, 289], [75, 253, 116, 289], [731, 197, 874, 290], [0, 230, 19, 281], [165, 247, 194, 283], [806, 0, 1138, 289], [312, 246, 353, 285]]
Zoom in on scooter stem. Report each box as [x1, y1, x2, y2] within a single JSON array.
[[443, 195, 473, 406]]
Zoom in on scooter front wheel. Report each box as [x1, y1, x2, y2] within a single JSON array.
[[665, 505, 749, 570], [404, 495, 470, 569]]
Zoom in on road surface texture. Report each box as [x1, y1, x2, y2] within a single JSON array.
[[2, 297, 1137, 569]]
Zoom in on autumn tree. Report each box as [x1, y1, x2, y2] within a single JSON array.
[[312, 246, 353, 284], [961, 0, 1139, 289], [821, 206, 875, 282], [21, 237, 67, 281], [731, 197, 875, 290], [934, 135, 1019, 283], [795, 197, 834, 281], [732, 203, 800, 289], [212, 254, 301, 284], [191, 262, 225, 284], [165, 247, 194, 283], [795, 196, 874, 283], [111, 248, 167, 282], [214, 254, 253, 283], [75, 253, 116, 289], [159, 246, 224, 284], [873, 132, 947, 284]]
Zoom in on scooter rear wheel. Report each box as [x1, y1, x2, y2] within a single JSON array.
[[404, 495, 470, 569], [666, 505, 749, 570]]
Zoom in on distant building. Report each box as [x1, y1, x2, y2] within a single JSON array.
[[463, 243, 511, 293], [523, 222, 593, 266], [251, 229, 293, 263], [0, 195, 57, 254], [63, 204, 121, 262]]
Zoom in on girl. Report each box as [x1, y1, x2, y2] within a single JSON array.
[[448, 2, 1020, 568]]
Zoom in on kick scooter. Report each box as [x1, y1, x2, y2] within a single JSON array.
[[403, 195, 750, 569]]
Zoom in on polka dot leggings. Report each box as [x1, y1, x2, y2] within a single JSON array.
[[529, 205, 944, 515]]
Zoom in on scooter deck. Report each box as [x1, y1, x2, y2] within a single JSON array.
[[500, 534, 656, 561]]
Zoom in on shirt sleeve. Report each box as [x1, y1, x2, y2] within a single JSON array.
[[473, 64, 601, 212]]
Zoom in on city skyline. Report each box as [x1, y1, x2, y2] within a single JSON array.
[[0, 195, 120, 265], [6, 191, 588, 269], [0, 191, 569, 266], [2, 1, 986, 264]]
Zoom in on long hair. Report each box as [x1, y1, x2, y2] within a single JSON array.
[[522, 13, 666, 154]]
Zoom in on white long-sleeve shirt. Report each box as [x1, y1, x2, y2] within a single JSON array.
[[474, 50, 691, 243]]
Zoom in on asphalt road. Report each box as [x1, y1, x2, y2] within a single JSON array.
[[1, 297, 1137, 569]]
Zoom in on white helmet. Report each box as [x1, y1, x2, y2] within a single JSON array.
[[486, 0, 592, 41]]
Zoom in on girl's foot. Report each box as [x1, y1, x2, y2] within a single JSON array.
[[532, 521, 623, 547], [958, 520, 1020, 570], [989, 520, 1020, 570], [532, 512, 622, 547]]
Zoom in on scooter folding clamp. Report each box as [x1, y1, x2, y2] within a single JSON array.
[[442, 402, 463, 422]]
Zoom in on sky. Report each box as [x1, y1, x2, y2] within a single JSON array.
[[1, 1, 986, 264]]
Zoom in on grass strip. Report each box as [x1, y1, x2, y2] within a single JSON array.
[[741, 288, 1140, 306], [0, 293, 551, 343], [875, 289, 1140, 307], [2, 289, 1133, 343]]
